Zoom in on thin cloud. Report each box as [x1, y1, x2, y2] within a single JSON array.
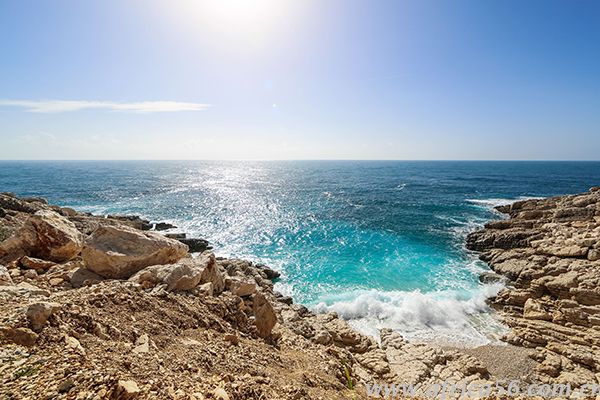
[[0, 99, 210, 113]]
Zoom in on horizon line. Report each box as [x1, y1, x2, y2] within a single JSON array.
[[1, 159, 600, 162]]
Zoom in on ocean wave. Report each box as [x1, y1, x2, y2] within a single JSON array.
[[313, 284, 507, 347], [466, 196, 543, 211]]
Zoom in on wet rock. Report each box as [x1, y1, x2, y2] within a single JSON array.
[[256, 264, 280, 280], [179, 238, 211, 253], [153, 222, 176, 231], [478, 271, 507, 284], [82, 225, 188, 278]]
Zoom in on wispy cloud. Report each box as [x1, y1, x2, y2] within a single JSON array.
[[0, 99, 210, 113]]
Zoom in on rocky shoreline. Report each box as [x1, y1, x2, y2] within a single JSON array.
[[0, 189, 599, 398], [467, 186, 600, 386]]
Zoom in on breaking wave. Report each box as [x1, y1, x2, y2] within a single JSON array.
[[314, 284, 507, 347]]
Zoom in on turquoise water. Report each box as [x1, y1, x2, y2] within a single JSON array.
[[2, 161, 599, 344]]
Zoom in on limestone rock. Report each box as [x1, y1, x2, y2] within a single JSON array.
[[20, 256, 56, 271], [467, 188, 600, 384], [132, 334, 151, 354], [0, 210, 83, 263], [26, 301, 60, 331], [65, 335, 85, 354], [212, 388, 230, 400], [69, 266, 104, 288], [523, 298, 551, 321], [253, 292, 277, 338], [227, 277, 256, 297], [129, 252, 222, 292], [112, 380, 140, 399], [0, 193, 42, 213], [1, 327, 38, 346], [82, 225, 188, 279], [0, 264, 13, 286]]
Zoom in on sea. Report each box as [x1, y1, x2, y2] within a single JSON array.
[[2, 160, 599, 346]]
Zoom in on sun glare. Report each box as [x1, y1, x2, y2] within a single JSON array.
[[176, 0, 291, 49]]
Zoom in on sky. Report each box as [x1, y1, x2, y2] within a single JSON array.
[[0, 0, 599, 160]]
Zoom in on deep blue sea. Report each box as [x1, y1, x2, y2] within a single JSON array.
[[2, 161, 599, 345]]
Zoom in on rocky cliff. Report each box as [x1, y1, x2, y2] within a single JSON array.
[[467, 187, 600, 386]]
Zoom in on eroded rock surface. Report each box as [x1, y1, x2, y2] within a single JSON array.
[[82, 225, 189, 279], [467, 186, 600, 384]]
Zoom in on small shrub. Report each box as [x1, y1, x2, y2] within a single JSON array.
[[0, 226, 10, 243], [14, 365, 39, 378]]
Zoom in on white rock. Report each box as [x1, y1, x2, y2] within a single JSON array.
[[0, 210, 83, 263], [0, 265, 13, 286], [82, 225, 188, 279], [253, 292, 277, 338], [129, 252, 222, 292], [228, 278, 256, 297], [26, 301, 60, 331]]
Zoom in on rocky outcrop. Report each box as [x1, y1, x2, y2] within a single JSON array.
[[179, 238, 211, 253], [467, 187, 600, 384], [0, 210, 83, 263], [129, 252, 223, 293], [82, 225, 189, 279]]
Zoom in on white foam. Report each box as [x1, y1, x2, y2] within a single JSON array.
[[313, 284, 507, 347], [466, 196, 543, 211]]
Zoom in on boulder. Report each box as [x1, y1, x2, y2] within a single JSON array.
[[112, 380, 140, 399], [179, 238, 211, 253], [26, 301, 60, 331], [0, 193, 42, 213], [253, 292, 277, 338], [227, 277, 256, 297], [20, 256, 56, 271], [27, 210, 83, 261], [0, 265, 13, 286], [0, 210, 83, 263], [153, 222, 176, 231], [478, 271, 507, 284], [588, 249, 600, 261], [129, 252, 223, 293], [1, 327, 38, 346], [213, 388, 230, 400], [68, 267, 104, 288], [523, 298, 552, 321], [256, 264, 281, 280], [82, 225, 188, 279]]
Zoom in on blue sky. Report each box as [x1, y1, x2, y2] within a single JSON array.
[[1, 0, 599, 160]]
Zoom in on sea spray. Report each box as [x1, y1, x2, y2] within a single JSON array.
[[313, 283, 506, 346]]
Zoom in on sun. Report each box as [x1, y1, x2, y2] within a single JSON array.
[[177, 0, 290, 49]]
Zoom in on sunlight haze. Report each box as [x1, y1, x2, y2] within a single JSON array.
[[1, 0, 599, 160]]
